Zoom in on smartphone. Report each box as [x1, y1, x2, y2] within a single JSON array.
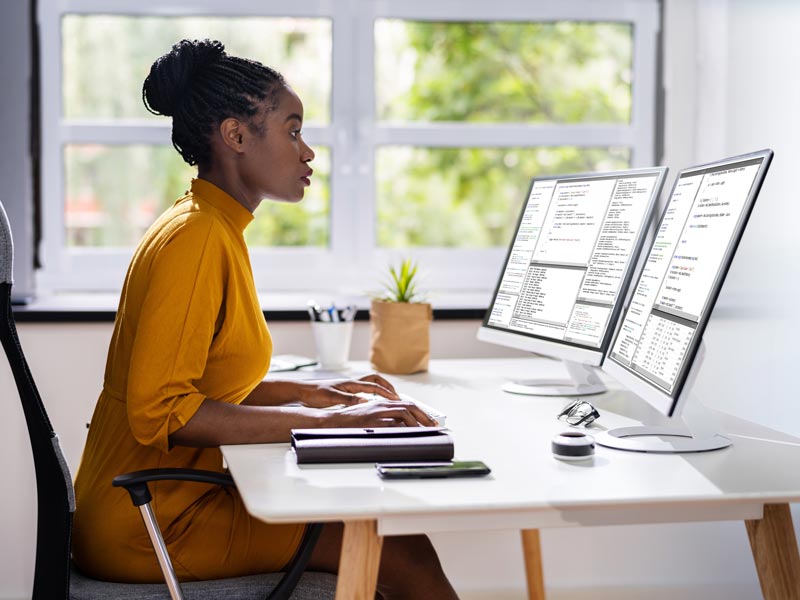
[[375, 461, 491, 479]]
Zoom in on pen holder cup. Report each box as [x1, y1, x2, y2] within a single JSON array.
[[311, 321, 354, 371]]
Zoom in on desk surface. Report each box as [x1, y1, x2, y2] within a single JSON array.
[[222, 357, 800, 536]]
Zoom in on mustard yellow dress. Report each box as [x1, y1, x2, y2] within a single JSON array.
[[72, 178, 304, 582]]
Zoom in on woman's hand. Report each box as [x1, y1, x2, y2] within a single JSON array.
[[325, 398, 437, 427], [297, 373, 400, 409], [294, 373, 438, 427]]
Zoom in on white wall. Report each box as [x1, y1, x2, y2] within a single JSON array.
[[4, 0, 800, 598]]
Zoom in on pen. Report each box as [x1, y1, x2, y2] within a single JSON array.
[[306, 301, 323, 322]]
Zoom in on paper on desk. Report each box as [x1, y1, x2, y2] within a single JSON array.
[[266, 366, 371, 381]]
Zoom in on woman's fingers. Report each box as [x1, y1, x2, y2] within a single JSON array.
[[338, 399, 436, 427], [333, 378, 399, 401], [373, 405, 419, 427], [316, 375, 438, 426], [402, 403, 437, 426], [357, 373, 398, 396]]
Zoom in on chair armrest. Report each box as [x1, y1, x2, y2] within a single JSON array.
[[113, 468, 234, 507], [113, 467, 323, 600]]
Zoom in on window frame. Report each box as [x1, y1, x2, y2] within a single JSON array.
[[38, 0, 661, 296]]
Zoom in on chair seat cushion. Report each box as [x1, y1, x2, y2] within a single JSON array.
[[69, 564, 337, 600]]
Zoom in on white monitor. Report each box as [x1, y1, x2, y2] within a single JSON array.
[[599, 149, 774, 452], [478, 167, 668, 396]]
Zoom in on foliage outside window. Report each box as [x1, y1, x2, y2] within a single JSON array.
[[374, 20, 633, 248], [375, 21, 632, 124]]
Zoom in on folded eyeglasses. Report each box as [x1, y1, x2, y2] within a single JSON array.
[[557, 399, 600, 427]]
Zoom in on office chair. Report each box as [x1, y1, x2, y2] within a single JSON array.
[[0, 200, 336, 600]]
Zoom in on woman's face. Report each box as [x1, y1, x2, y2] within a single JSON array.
[[239, 87, 315, 203]]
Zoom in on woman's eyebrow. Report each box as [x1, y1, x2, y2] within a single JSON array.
[[284, 113, 303, 124]]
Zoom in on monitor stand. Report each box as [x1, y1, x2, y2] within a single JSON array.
[[502, 359, 607, 396], [594, 424, 731, 453], [595, 342, 731, 453]]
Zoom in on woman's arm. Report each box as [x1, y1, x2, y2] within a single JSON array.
[[240, 379, 311, 406], [169, 400, 324, 446]]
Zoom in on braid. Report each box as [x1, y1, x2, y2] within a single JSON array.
[[142, 40, 286, 167]]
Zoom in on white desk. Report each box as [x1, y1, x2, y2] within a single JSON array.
[[221, 357, 800, 599]]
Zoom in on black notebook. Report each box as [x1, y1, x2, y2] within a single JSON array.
[[291, 427, 454, 464]]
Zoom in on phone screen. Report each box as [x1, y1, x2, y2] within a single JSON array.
[[376, 461, 491, 479]]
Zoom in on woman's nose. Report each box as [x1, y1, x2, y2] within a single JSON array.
[[302, 140, 315, 162]]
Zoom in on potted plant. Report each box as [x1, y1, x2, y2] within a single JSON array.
[[369, 259, 432, 374]]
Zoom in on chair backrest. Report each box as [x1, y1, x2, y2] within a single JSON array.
[[0, 201, 74, 599]]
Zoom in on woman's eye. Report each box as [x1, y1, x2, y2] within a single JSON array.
[[291, 129, 302, 139]]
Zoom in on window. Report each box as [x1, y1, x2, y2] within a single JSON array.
[[39, 0, 660, 296]]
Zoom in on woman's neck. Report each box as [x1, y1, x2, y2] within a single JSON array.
[[197, 166, 262, 213]]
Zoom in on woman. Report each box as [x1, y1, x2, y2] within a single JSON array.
[[73, 39, 458, 599]]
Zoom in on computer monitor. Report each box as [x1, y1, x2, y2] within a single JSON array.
[[599, 149, 773, 453], [478, 167, 668, 396]]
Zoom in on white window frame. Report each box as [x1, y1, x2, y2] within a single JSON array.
[[38, 0, 660, 296]]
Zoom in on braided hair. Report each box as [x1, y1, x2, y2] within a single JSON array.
[[142, 39, 286, 167]]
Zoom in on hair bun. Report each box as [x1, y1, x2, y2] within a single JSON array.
[[142, 39, 226, 117]]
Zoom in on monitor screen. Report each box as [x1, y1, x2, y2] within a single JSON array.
[[607, 150, 773, 415], [482, 168, 667, 358]]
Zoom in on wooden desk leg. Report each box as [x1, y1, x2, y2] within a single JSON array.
[[521, 529, 546, 600], [745, 503, 800, 600], [335, 520, 384, 600]]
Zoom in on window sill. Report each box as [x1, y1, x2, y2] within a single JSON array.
[[12, 291, 492, 323]]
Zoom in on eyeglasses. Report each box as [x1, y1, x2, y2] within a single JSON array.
[[557, 399, 600, 427]]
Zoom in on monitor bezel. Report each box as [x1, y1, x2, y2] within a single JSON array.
[[604, 149, 774, 417], [479, 166, 669, 364]]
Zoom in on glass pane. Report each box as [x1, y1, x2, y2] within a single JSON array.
[[62, 15, 331, 123], [65, 145, 193, 247], [65, 145, 330, 248], [375, 146, 631, 248], [375, 20, 632, 124]]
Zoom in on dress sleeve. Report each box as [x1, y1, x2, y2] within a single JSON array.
[[126, 219, 227, 453]]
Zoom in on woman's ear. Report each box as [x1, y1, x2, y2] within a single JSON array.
[[219, 118, 245, 154]]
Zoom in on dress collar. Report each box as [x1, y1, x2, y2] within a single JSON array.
[[189, 178, 254, 231]]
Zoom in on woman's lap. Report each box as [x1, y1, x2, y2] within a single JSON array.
[[74, 485, 305, 583], [164, 486, 306, 581]]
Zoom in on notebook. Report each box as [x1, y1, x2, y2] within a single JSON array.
[[291, 426, 454, 464]]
